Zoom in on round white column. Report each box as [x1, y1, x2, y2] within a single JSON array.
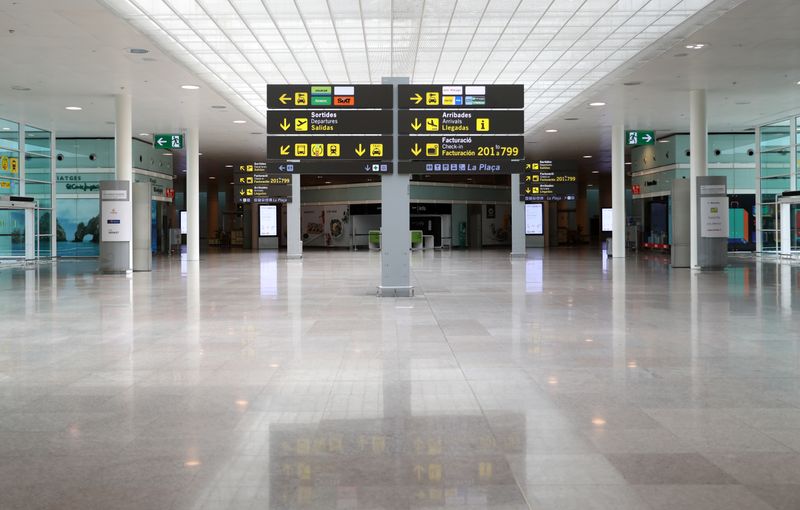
[[690, 90, 707, 269]]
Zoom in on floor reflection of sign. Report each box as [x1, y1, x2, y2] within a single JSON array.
[[700, 197, 729, 237]]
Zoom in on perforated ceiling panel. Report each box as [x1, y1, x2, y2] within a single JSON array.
[[100, 0, 716, 129]]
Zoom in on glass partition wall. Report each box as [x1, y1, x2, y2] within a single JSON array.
[[0, 117, 54, 260], [757, 117, 798, 253]]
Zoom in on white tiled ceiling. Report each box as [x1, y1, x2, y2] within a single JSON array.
[[101, 0, 718, 130]]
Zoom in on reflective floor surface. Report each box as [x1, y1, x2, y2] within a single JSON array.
[[1, 248, 799, 509]]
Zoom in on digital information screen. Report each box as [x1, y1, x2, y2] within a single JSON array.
[[602, 208, 613, 232], [180, 210, 187, 235], [259, 205, 278, 237], [525, 203, 543, 235]]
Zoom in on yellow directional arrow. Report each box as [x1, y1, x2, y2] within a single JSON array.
[[279, 93, 291, 104], [410, 93, 423, 104], [239, 177, 245, 183], [355, 144, 366, 157], [411, 143, 422, 156], [239, 189, 245, 196], [280, 118, 290, 131], [280, 145, 290, 156], [411, 118, 421, 131]]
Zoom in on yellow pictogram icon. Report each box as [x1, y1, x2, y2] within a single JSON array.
[[369, 144, 383, 157], [247, 164, 254, 172], [476, 118, 490, 131], [246, 177, 253, 184], [425, 118, 439, 132], [425, 143, 439, 157], [531, 175, 539, 182], [310, 143, 325, 157], [246, 189, 253, 196], [327, 143, 340, 157], [295, 118, 309, 131], [531, 187, 539, 194], [425, 92, 439, 105], [295, 92, 308, 106], [295, 143, 308, 157]]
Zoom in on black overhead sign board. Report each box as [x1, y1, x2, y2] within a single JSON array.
[[521, 160, 578, 201], [266, 135, 393, 160], [234, 172, 291, 186], [398, 84, 524, 109], [398, 110, 523, 135], [267, 110, 393, 135], [266, 84, 393, 109], [266, 161, 392, 175], [398, 160, 524, 175], [399, 135, 524, 160], [232, 162, 292, 204]]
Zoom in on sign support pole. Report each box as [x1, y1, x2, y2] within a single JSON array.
[[287, 174, 302, 259], [510, 173, 526, 257], [378, 77, 413, 297]]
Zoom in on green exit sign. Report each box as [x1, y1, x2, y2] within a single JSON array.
[[626, 130, 654, 146], [154, 133, 184, 150]]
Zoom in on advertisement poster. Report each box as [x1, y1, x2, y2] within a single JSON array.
[[700, 197, 729, 238], [601, 208, 613, 232], [301, 205, 351, 247], [482, 204, 511, 245], [525, 203, 543, 235], [101, 200, 132, 242], [259, 205, 277, 237]]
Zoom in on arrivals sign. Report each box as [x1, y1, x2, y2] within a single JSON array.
[[625, 130, 655, 146], [521, 160, 578, 201], [398, 110, 522, 135]]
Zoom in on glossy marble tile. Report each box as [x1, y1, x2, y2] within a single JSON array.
[[1, 250, 799, 509]]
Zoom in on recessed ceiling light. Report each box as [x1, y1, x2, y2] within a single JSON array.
[[324, 181, 332, 184], [583, 155, 593, 159], [11, 86, 31, 92], [545, 129, 558, 133], [225, 164, 233, 168], [163, 153, 172, 156], [685, 43, 707, 50], [181, 85, 200, 90], [588, 102, 606, 107], [591, 170, 599, 174], [564, 117, 579, 121], [129, 48, 149, 54], [674, 53, 689, 58], [139, 133, 150, 136], [623, 81, 642, 86], [229, 181, 234, 185], [233, 120, 246, 124], [65, 106, 82, 111], [796, 81, 800, 85], [625, 162, 632, 165], [211, 105, 226, 109], [2, 128, 10, 131], [658, 139, 670, 143], [209, 176, 215, 179]]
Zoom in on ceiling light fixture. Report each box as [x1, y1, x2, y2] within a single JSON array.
[[181, 85, 200, 90], [65, 106, 82, 111], [625, 162, 632, 165], [591, 170, 599, 174], [163, 153, 172, 156], [658, 139, 670, 143], [225, 164, 233, 168], [209, 176, 215, 179], [129, 48, 149, 54], [233, 120, 246, 124], [685, 43, 707, 50], [588, 102, 606, 107], [623, 81, 642, 86], [583, 155, 593, 159], [211, 105, 226, 109], [545, 129, 558, 133], [139, 133, 150, 136], [564, 117, 579, 121]]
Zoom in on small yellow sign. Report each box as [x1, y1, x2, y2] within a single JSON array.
[[246, 177, 253, 184], [531, 175, 539, 182], [369, 144, 383, 157], [246, 189, 253, 196], [295, 118, 309, 131], [10, 158, 18, 174], [295, 92, 308, 106], [310, 143, 325, 157], [425, 118, 439, 132], [425, 92, 439, 105], [476, 118, 490, 131], [425, 143, 439, 157], [246, 164, 254, 172], [1, 155, 8, 171], [0, 180, 10, 189], [327, 143, 340, 157], [295, 144, 308, 157], [442, 96, 455, 106]]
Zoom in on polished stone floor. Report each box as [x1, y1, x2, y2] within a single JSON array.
[[1, 248, 799, 509]]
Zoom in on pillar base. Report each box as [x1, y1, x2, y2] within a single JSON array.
[[286, 254, 303, 260], [377, 285, 414, 298], [510, 252, 527, 258]]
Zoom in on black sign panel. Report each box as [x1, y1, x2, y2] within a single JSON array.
[[398, 110, 523, 135], [399, 135, 523, 160], [265, 161, 392, 175], [521, 160, 578, 201], [399, 160, 523, 175], [234, 173, 291, 186], [267, 136, 392, 160], [235, 184, 292, 205], [267, 110, 393, 135], [267, 85, 393, 109], [398, 84, 523, 109]]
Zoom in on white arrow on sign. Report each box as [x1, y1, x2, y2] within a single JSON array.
[[642, 133, 653, 143], [156, 137, 168, 147]]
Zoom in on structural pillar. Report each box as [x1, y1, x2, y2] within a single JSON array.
[[207, 178, 219, 239], [611, 123, 626, 258], [689, 90, 707, 269], [186, 124, 200, 261], [510, 173, 525, 257], [287, 174, 302, 259], [378, 77, 412, 297], [115, 93, 133, 270]]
